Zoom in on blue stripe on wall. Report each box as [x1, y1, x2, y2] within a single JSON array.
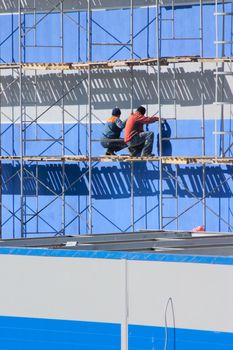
[[0, 316, 232, 349], [129, 324, 233, 350], [0, 316, 120, 350], [1, 247, 233, 266]]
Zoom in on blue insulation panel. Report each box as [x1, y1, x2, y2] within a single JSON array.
[[129, 324, 233, 350], [0, 3, 232, 237], [0, 316, 120, 350], [1, 121, 233, 237], [0, 316, 232, 350], [0, 3, 232, 63]]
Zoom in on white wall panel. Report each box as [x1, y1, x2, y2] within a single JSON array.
[[127, 260, 233, 333], [0, 255, 126, 323], [0, 253, 233, 334]]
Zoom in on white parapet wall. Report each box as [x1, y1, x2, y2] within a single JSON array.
[[0, 248, 232, 349]]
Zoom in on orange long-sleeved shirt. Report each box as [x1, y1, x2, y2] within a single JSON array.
[[124, 111, 159, 143]]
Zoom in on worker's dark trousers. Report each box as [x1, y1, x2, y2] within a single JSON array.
[[101, 138, 127, 153], [127, 131, 154, 156]]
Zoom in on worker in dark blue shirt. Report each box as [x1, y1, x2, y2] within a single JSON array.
[[101, 107, 127, 155]]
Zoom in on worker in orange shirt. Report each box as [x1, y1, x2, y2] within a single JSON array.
[[124, 106, 159, 156]]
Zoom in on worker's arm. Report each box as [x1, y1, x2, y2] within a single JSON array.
[[136, 114, 160, 124], [115, 118, 127, 129]]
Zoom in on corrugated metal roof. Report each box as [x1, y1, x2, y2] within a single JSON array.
[[1, 230, 233, 257]]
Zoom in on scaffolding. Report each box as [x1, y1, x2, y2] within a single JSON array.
[[0, 0, 232, 238]]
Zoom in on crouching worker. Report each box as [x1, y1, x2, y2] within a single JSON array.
[[124, 106, 159, 156], [101, 107, 127, 156]]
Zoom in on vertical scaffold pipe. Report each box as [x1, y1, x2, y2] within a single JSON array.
[[200, 0, 206, 229], [220, 0, 225, 156], [61, 0, 65, 235], [215, 0, 219, 156], [156, 0, 163, 230], [19, 1, 24, 238], [88, 0, 92, 234], [130, 0, 134, 232]]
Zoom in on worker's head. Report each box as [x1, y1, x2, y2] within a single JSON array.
[[112, 107, 121, 117], [137, 106, 146, 115]]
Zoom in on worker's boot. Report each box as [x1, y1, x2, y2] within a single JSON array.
[[128, 147, 138, 156], [105, 150, 116, 156]]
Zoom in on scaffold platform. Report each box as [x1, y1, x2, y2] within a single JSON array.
[[0, 56, 232, 71], [0, 155, 232, 165]]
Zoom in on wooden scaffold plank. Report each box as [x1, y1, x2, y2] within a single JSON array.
[[0, 56, 232, 71], [0, 155, 232, 164]]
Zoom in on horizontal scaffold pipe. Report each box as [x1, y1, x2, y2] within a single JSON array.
[[0, 155, 233, 165]]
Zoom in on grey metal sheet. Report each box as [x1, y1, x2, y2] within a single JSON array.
[[161, 246, 233, 256], [73, 236, 233, 251], [152, 235, 233, 249], [0, 230, 191, 247], [1, 231, 233, 257]]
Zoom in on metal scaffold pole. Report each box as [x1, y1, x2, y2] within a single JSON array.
[[200, 0, 206, 229], [88, 0, 92, 234], [156, 0, 163, 230], [171, 0, 179, 230], [61, 0, 65, 235], [215, 0, 219, 157], [18, 0, 24, 238], [219, 0, 225, 157], [130, 0, 134, 232]]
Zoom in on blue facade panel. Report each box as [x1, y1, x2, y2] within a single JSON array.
[[0, 315, 232, 349], [0, 121, 232, 237], [0, 316, 120, 350], [0, 3, 232, 63], [129, 325, 233, 350], [0, 3, 232, 237]]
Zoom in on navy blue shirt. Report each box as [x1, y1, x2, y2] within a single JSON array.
[[102, 116, 126, 139]]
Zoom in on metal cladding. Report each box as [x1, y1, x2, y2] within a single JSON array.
[[0, 231, 232, 348]]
